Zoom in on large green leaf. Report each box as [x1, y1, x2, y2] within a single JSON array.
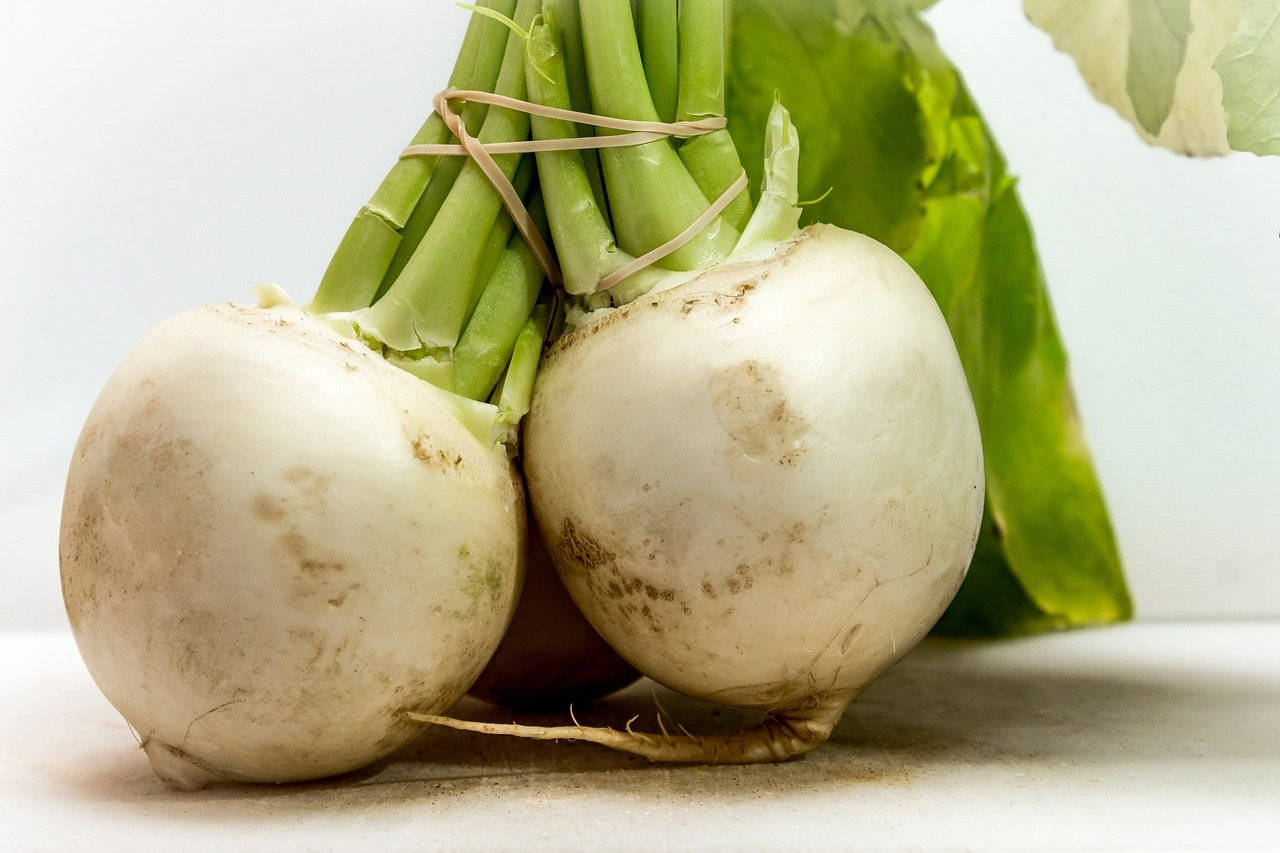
[[726, 0, 1132, 635]]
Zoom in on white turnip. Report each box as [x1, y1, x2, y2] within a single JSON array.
[[62, 301, 524, 787], [528, 226, 982, 756], [60, 0, 556, 787], [413, 2, 983, 762]]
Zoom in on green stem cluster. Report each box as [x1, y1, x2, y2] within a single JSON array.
[[307, 0, 755, 427], [529, 0, 754, 299], [309, 0, 550, 427]]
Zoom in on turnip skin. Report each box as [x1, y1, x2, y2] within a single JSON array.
[[60, 302, 524, 788], [469, 519, 639, 710], [525, 225, 983, 728]]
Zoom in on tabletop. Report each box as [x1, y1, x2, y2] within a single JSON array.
[[2, 622, 1277, 850]]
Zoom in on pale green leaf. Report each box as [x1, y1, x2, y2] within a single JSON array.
[[1026, 0, 1243, 155], [1215, 0, 1280, 154], [1126, 0, 1192, 134]]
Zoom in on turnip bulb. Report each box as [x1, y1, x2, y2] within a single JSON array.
[[525, 226, 983, 758], [418, 225, 982, 762], [60, 0, 568, 788], [469, 519, 639, 710], [425, 225, 982, 762], [61, 300, 525, 788]]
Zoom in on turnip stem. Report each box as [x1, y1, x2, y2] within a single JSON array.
[[544, 0, 611, 219], [579, 0, 738, 270], [674, 0, 725, 122], [674, 0, 752, 231], [640, 0, 679, 124], [311, 0, 515, 312], [378, 98, 484, 296], [467, 157, 536, 322], [453, 200, 546, 402], [526, 17, 644, 295], [377, 87, 515, 302], [359, 0, 541, 354], [491, 302, 549, 429]]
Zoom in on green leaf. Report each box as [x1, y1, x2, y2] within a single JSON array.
[[727, 0, 929, 251], [1126, 0, 1192, 135], [727, 0, 1132, 635], [1215, 0, 1280, 155]]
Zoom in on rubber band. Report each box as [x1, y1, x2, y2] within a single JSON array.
[[427, 90, 562, 284], [430, 89, 726, 137], [399, 88, 746, 292]]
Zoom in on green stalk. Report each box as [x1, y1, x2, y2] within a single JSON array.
[[311, 0, 516, 312], [543, 0, 610, 218], [358, 0, 541, 354], [491, 303, 550, 431], [674, 0, 752, 232], [674, 0, 725, 121], [452, 202, 546, 402], [467, 157, 536, 321], [526, 16, 649, 294], [579, 0, 739, 270], [640, 0, 679, 124], [377, 99, 488, 297]]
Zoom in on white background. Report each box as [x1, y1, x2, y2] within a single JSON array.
[[2, 1, 1277, 630]]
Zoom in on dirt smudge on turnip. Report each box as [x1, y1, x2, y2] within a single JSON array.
[[709, 360, 808, 465]]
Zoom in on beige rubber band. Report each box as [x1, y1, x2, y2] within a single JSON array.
[[429, 90, 562, 283], [432, 88, 726, 136], [403, 131, 674, 156], [400, 88, 746, 291]]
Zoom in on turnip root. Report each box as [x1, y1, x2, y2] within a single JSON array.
[[61, 301, 524, 787], [532, 225, 982, 753], [422, 226, 983, 761], [470, 519, 639, 709]]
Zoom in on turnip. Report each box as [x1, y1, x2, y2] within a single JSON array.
[[469, 521, 639, 709], [415, 0, 984, 762], [60, 0, 557, 787], [63, 300, 524, 788]]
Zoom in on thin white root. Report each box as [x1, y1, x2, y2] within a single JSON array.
[[406, 692, 849, 764]]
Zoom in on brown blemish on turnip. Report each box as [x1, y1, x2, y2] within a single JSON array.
[[253, 493, 287, 521], [709, 360, 807, 465], [409, 432, 461, 470], [551, 306, 634, 354], [679, 279, 757, 315], [839, 623, 864, 656], [558, 518, 615, 573], [284, 467, 330, 513], [276, 529, 346, 574]]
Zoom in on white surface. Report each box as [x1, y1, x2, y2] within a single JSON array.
[[1, 3, 1278, 630], [2, 622, 1276, 850]]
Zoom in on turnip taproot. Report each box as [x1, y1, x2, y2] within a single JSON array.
[[413, 0, 984, 762]]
